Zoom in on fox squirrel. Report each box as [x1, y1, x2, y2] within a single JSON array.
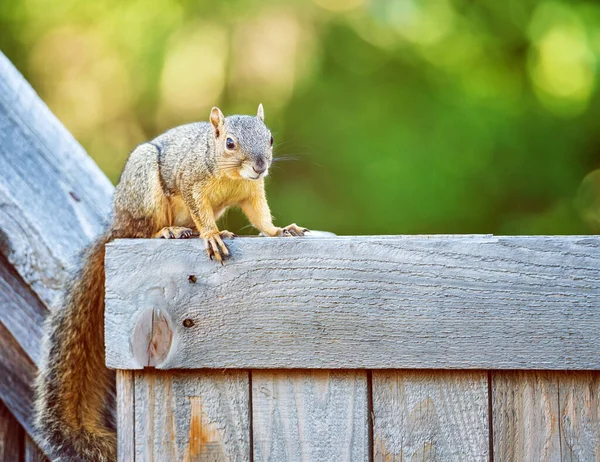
[[34, 105, 307, 461]]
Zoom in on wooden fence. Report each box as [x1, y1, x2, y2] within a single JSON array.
[[0, 50, 113, 460], [106, 236, 600, 461]]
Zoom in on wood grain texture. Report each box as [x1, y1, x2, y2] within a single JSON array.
[[0, 399, 23, 462], [105, 236, 600, 370], [0, 252, 47, 366], [0, 322, 43, 450], [117, 370, 135, 462], [492, 371, 600, 462], [134, 370, 250, 462], [25, 436, 48, 462], [252, 370, 369, 462], [373, 371, 489, 461], [0, 51, 113, 310]]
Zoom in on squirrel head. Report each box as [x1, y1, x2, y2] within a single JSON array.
[[210, 104, 273, 180]]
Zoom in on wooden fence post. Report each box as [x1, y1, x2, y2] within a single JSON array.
[[106, 235, 600, 461]]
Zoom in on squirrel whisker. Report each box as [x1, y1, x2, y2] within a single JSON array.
[[272, 156, 298, 163]]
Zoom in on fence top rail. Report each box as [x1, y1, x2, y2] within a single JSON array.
[[104, 235, 600, 371]]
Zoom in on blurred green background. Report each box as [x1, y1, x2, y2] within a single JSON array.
[[2, 0, 600, 235]]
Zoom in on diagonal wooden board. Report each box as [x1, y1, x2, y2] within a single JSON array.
[[0, 51, 113, 310], [0, 50, 113, 459]]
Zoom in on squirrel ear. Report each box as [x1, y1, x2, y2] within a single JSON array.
[[210, 107, 225, 137], [257, 103, 265, 122]]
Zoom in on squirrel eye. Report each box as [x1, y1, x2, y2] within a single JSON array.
[[226, 137, 235, 150], [270, 135, 274, 146]]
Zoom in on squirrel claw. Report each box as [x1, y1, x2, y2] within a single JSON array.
[[155, 226, 194, 239], [219, 230, 237, 239], [203, 230, 234, 263], [281, 224, 308, 237]]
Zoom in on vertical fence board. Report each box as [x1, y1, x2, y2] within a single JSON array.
[[492, 371, 600, 462], [0, 400, 23, 462], [559, 372, 600, 461], [492, 371, 560, 461], [252, 370, 369, 462], [117, 370, 135, 462], [134, 370, 250, 462], [372, 371, 489, 461]]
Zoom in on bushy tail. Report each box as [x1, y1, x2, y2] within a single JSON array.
[[35, 233, 117, 461]]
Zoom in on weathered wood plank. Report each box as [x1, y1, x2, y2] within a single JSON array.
[[0, 323, 42, 449], [105, 236, 600, 370], [0, 252, 47, 366], [372, 371, 489, 461], [0, 51, 113, 310], [252, 370, 369, 461], [117, 370, 135, 462], [25, 436, 48, 462], [0, 51, 114, 456], [134, 370, 250, 462], [0, 399, 23, 462], [559, 372, 600, 461], [492, 372, 560, 461], [492, 371, 600, 461]]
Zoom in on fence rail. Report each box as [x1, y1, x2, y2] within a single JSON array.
[[106, 236, 600, 461]]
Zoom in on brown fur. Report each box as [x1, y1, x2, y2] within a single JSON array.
[[34, 107, 306, 460]]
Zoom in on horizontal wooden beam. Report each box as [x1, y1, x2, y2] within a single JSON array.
[[105, 236, 600, 370]]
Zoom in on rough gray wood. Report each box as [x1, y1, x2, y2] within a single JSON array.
[[252, 370, 369, 462], [0, 252, 47, 366], [492, 371, 600, 461], [105, 235, 600, 370], [133, 370, 250, 461], [0, 51, 113, 310], [0, 323, 47, 454], [117, 370, 135, 462], [0, 256, 49, 458], [559, 372, 600, 461], [373, 371, 489, 461], [0, 51, 113, 458]]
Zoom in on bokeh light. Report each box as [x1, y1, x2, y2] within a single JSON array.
[[2, 0, 599, 235]]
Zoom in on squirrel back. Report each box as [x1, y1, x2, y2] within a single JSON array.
[[34, 105, 305, 460]]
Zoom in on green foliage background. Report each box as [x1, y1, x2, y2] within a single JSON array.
[[2, 0, 600, 235]]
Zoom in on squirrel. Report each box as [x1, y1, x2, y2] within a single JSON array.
[[34, 104, 307, 461]]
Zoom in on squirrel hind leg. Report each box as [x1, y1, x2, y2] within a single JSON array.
[[155, 226, 195, 239]]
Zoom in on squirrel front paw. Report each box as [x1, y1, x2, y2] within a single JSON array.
[[155, 226, 194, 239], [280, 223, 308, 237], [202, 230, 237, 263]]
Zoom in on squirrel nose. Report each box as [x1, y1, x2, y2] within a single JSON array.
[[253, 165, 266, 175]]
